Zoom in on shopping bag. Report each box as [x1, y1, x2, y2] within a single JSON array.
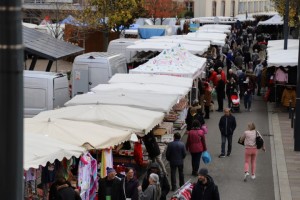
[[256, 131, 264, 149], [202, 151, 211, 164]]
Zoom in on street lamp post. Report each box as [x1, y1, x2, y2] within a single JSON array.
[[0, 0, 24, 198], [284, 0, 289, 49], [295, 38, 300, 151]]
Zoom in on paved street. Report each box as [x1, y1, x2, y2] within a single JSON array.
[[166, 97, 275, 200]]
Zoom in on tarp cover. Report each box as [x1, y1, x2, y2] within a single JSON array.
[[92, 83, 190, 96], [34, 104, 164, 135], [24, 133, 85, 170], [130, 46, 206, 79], [267, 40, 299, 67], [109, 73, 193, 88], [24, 118, 132, 150], [64, 92, 179, 112], [257, 14, 283, 25]]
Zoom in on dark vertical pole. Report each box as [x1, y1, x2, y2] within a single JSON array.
[[284, 0, 289, 49], [294, 38, 300, 151], [0, 0, 24, 199]]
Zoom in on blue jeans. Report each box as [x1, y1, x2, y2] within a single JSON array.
[[191, 152, 202, 174], [244, 93, 252, 109], [170, 164, 184, 189], [221, 134, 233, 154]]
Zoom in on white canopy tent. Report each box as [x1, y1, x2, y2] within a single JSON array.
[[25, 118, 133, 150], [24, 133, 86, 170], [64, 92, 180, 112], [34, 104, 164, 136], [267, 39, 299, 50], [201, 24, 231, 30], [197, 28, 231, 34], [257, 14, 283, 26], [129, 47, 206, 79], [91, 83, 190, 96], [267, 40, 299, 67], [184, 32, 226, 46], [126, 42, 207, 60], [268, 49, 298, 67], [108, 73, 193, 88]]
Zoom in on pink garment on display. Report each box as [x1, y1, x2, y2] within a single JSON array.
[[275, 68, 288, 83]]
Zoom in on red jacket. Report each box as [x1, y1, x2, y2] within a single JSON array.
[[209, 71, 218, 86], [186, 129, 207, 153]]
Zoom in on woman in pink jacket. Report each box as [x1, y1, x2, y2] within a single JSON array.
[[186, 120, 207, 176], [240, 122, 265, 182]]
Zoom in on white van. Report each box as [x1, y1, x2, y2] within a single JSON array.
[[72, 52, 127, 97], [107, 38, 140, 63], [24, 70, 70, 117]]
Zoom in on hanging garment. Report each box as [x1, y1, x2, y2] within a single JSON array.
[[275, 68, 288, 83], [281, 88, 296, 107], [100, 149, 113, 178], [134, 142, 144, 166], [78, 153, 97, 200]]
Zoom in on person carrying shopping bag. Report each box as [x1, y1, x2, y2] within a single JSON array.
[[186, 120, 207, 176], [239, 122, 266, 182]]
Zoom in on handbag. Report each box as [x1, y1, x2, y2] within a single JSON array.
[[202, 151, 211, 164], [256, 131, 264, 149], [238, 136, 245, 146]]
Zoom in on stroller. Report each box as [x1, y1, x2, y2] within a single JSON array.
[[230, 90, 240, 112]]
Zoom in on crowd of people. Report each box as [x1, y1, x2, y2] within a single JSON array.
[[47, 25, 270, 200]]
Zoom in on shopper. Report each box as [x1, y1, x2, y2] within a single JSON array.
[[203, 82, 212, 119], [142, 163, 170, 200], [53, 177, 81, 200], [191, 168, 220, 200], [143, 131, 168, 175], [185, 105, 205, 131], [120, 168, 139, 200], [215, 75, 225, 112], [98, 167, 122, 200], [218, 108, 237, 157], [138, 173, 161, 200], [166, 133, 186, 191], [239, 123, 266, 182], [243, 76, 255, 111], [186, 120, 207, 176]]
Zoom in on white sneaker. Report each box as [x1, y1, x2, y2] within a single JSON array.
[[251, 174, 256, 179], [244, 172, 249, 182]]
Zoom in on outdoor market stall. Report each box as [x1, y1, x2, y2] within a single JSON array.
[[264, 40, 298, 105], [34, 104, 165, 136], [64, 91, 180, 113]]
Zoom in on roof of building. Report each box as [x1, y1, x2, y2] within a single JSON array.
[[23, 26, 84, 60]]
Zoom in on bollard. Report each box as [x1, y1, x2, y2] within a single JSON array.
[[291, 108, 294, 128]]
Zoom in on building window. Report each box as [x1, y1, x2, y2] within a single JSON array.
[[212, 1, 217, 16], [185, 1, 194, 12], [231, 0, 235, 17], [221, 1, 226, 16]]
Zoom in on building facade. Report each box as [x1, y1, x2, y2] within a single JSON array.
[[190, 0, 274, 17]]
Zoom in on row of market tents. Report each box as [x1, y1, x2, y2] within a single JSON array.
[[24, 46, 207, 170]]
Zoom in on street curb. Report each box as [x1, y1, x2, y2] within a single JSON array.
[[268, 103, 292, 200]]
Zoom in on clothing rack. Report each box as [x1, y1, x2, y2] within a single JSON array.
[[172, 179, 192, 196]]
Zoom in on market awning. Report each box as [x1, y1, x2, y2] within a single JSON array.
[[23, 26, 84, 71]]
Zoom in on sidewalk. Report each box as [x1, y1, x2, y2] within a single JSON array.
[[268, 103, 300, 200]]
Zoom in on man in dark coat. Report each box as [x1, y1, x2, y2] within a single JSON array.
[[120, 168, 139, 200], [143, 131, 167, 175], [55, 177, 81, 200], [191, 168, 220, 200], [218, 108, 237, 157], [215, 75, 225, 112], [142, 163, 170, 200], [166, 133, 186, 191], [98, 167, 122, 200]]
